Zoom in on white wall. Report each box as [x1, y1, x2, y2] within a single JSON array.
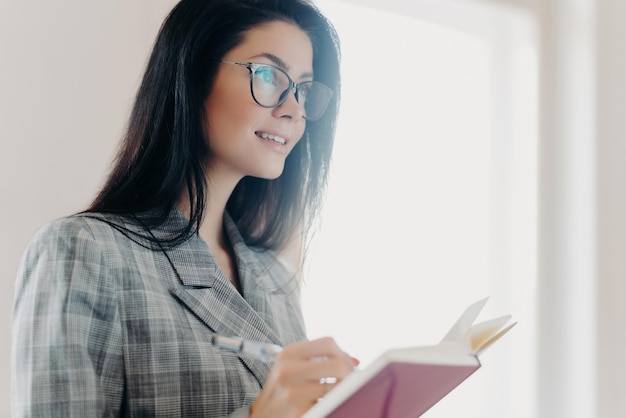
[[358, 2, 626, 417], [594, 1, 626, 416], [0, 1, 177, 415], [536, 0, 596, 416], [536, 0, 626, 416]]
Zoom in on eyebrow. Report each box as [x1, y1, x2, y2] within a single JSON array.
[[249, 52, 314, 79]]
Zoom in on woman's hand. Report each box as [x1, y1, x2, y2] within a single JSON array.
[[249, 337, 358, 418]]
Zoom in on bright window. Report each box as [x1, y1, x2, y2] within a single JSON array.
[[302, 1, 537, 417]]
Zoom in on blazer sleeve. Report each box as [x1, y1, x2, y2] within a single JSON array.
[[11, 218, 125, 417]]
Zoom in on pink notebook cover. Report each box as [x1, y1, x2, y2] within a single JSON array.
[[325, 361, 480, 418]]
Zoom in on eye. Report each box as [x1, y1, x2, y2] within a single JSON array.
[[298, 81, 313, 99], [254, 65, 279, 86]]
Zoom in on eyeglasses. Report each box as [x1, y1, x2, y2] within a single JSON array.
[[219, 60, 334, 121]]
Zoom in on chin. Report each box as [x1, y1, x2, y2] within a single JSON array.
[[261, 170, 284, 180], [251, 165, 285, 180]]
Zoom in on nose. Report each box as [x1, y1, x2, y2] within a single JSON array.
[[273, 86, 306, 120]]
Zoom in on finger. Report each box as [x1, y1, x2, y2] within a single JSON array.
[[281, 337, 355, 370], [293, 380, 337, 403], [276, 355, 354, 386], [282, 337, 344, 359]]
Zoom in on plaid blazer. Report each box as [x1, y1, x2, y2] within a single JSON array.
[[12, 210, 306, 417]]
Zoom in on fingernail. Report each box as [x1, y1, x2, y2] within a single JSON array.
[[351, 357, 360, 367]]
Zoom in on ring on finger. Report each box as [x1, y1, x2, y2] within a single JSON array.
[[319, 377, 337, 385]]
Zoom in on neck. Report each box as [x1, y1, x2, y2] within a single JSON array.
[[177, 169, 245, 292]]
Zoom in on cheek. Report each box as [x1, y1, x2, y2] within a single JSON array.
[[294, 124, 307, 145], [205, 97, 249, 144], [204, 71, 257, 129]]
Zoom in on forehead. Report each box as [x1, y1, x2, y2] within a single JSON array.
[[227, 20, 314, 74]]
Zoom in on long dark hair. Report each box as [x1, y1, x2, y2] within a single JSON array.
[[87, 0, 341, 251]]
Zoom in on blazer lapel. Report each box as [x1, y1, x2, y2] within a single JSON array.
[[168, 269, 284, 349], [166, 216, 284, 387], [169, 284, 277, 386]]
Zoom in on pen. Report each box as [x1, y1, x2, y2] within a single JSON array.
[[211, 334, 283, 362]]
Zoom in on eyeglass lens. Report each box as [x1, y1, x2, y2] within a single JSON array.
[[250, 64, 332, 121]]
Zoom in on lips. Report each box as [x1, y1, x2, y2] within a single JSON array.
[[256, 131, 287, 145]]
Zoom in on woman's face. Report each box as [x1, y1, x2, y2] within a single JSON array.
[[204, 20, 313, 182]]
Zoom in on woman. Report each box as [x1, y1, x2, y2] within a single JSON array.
[[11, 0, 356, 416]]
